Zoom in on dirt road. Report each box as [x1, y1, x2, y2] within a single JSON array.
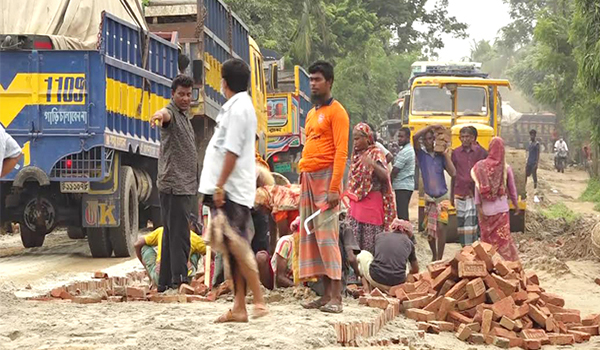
[[1, 161, 600, 349]]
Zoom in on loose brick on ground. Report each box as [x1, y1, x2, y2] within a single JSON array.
[[493, 336, 510, 348], [582, 313, 600, 326], [368, 297, 390, 310], [73, 296, 102, 304], [568, 325, 599, 335], [495, 261, 511, 276], [466, 278, 486, 299], [107, 296, 124, 303], [445, 279, 468, 299], [492, 296, 516, 320], [521, 329, 549, 343], [546, 315, 556, 333], [548, 333, 575, 345], [402, 294, 433, 309], [178, 283, 195, 295], [540, 292, 565, 307], [568, 330, 591, 343], [431, 266, 454, 291], [491, 273, 518, 296], [483, 274, 500, 290], [472, 241, 494, 270], [482, 309, 494, 335], [458, 294, 486, 311], [428, 260, 450, 279], [438, 280, 456, 297], [429, 321, 454, 332], [93, 271, 108, 279], [525, 271, 539, 285], [126, 286, 147, 299], [448, 310, 473, 325], [528, 305, 548, 328], [458, 261, 487, 278], [405, 308, 435, 322], [487, 288, 506, 303], [500, 316, 516, 330], [455, 324, 472, 341], [436, 297, 456, 321], [423, 295, 444, 312], [523, 339, 542, 350], [469, 333, 485, 344], [554, 312, 581, 324]]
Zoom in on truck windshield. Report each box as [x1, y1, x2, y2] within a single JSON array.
[[411, 86, 487, 116]]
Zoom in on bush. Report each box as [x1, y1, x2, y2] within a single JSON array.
[[581, 179, 600, 204], [540, 203, 581, 223]]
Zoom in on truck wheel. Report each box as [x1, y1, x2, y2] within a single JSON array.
[[67, 226, 86, 239], [109, 166, 139, 257], [87, 228, 113, 258], [20, 226, 45, 248]]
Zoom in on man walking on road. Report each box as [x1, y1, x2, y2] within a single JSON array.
[[391, 127, 415, 221], [526, 129, 540, 188], [151, 75, 198, 292], [413, 125, 455, 261], [199, 58, 267, 322], [298, 61, 349, 313], [451, 126, 487, 247]]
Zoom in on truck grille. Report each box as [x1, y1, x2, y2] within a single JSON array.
[[50, 148, 113, 180]]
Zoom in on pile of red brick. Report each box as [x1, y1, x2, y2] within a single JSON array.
[[385, 241, 599, 349], [30, 271, 222, 304]]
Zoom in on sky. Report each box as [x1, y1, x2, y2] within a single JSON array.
[[429, 0, 512, 61]]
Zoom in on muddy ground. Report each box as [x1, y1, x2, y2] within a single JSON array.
[[1, 150, 600, 350]]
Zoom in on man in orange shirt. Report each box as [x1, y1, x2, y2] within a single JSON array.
[[298, 61, 349, 313]]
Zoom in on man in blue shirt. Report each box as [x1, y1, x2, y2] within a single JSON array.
[[391, 127, 415, 221], [526, 129, 540, 189], [413, 125, 456, 261]]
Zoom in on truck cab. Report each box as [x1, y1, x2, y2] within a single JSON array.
[[405, 61, 526, 235]]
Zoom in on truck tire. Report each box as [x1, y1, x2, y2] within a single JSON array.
[[67, 226, 86, 239], [109, 166, 139, 257], [20, 226, 45, 248], [87, 228, 113, 258]]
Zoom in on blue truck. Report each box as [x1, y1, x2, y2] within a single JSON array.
[[0, 1, 262, 257]]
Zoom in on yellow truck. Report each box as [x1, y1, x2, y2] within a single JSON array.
[[404, 62, 526, 237]]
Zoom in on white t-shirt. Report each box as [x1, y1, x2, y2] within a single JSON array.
[[199, 92, 257, 208], [0, 125, 22, 163], [554, 140, 568, 153], [376, 141, 390, 157]]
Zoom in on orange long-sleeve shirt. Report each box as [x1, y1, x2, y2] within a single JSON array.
[[298, 100, 349, 192]]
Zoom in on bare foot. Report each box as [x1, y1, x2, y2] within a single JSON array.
[[214, 309, 248, 323], [252, 304, 269, 319]]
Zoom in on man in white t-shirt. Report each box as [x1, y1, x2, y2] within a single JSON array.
[[199, 58, 267, 323], [0, 125, 22, 178]]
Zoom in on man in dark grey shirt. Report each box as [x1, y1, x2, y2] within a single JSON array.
[[357, 219, 419, 292], [151, 75, 198, 291]]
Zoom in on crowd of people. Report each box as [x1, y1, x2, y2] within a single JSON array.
[[144, 57, 532, 323]]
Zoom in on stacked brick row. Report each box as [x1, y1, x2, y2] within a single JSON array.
[[30, 271, 212, 304], [390, 241, 600, 349]]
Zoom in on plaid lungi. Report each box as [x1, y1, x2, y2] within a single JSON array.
[[455, 196, 479, 247], [298, 168, 342, 281], [423, 194, 450, 240]]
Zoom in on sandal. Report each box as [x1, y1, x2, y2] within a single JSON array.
[[214, 309, 248, 323], [320, 303, 343, 314], [301, 298, 327, 309]]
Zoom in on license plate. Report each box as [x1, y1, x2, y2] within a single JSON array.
[[60, 181, 90, 193]]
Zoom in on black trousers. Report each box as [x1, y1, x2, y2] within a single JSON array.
[[395, 189, 413, 221], [158, 192, 193, 288]]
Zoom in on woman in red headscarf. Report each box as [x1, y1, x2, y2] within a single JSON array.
[[347, 122, 396, 253], [471, 137, 521, 261]]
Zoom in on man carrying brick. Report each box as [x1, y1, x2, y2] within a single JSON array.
[[298, 60, 349, 313], [451, 126, 487, 247], [356, 219, 419, 293], [134, 215, 206, 287], [413, 125, 456, 261]]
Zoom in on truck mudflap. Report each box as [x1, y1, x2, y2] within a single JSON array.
[[82, 195, 120, 227]]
